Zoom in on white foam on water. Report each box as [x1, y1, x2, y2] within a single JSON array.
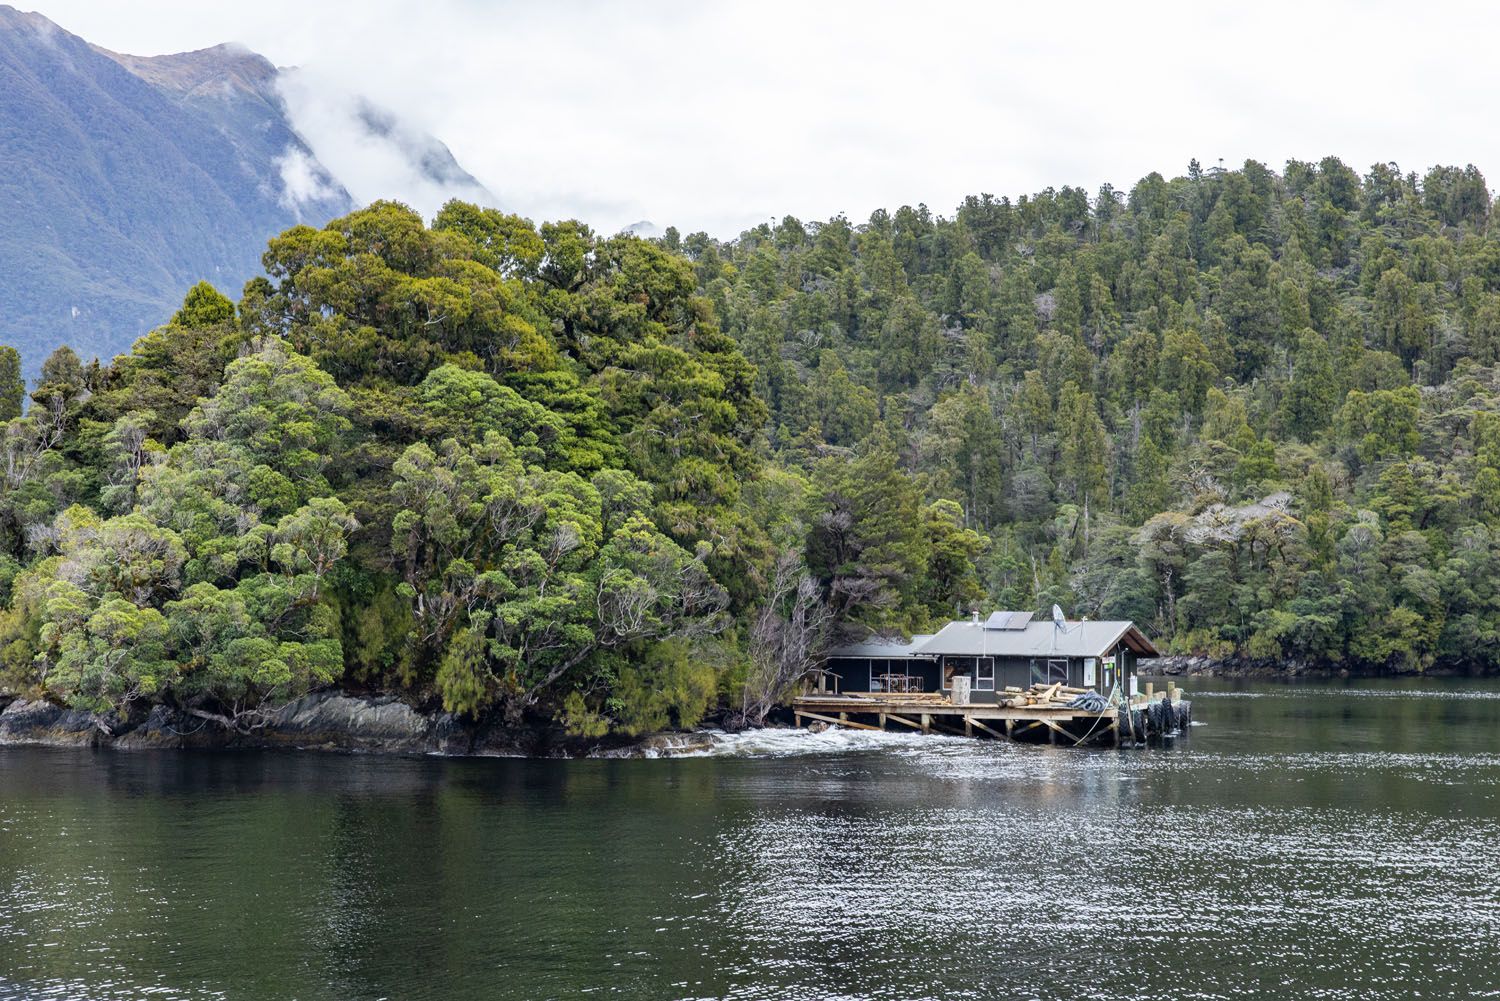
[[661, 726, 970, 759]]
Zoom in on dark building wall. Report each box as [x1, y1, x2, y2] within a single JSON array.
[[826, 632, 1154, 700], [937, 656, 1019, 704], [825, 657, 941, 693]]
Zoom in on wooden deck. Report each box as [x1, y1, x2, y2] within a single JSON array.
[[791, 689, 1188, 746]]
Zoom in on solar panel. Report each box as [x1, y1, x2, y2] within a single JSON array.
[[984, 611, 1034, 630]]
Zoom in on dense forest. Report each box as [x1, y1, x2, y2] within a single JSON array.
[[4, 157, 1500, 736]]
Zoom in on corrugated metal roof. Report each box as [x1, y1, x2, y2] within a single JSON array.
[[911, 619, 1158, 658], [824, 634, 936, 659], [825, 619, 1159, 660]]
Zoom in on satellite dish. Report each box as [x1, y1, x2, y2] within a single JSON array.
[[1052, 604, 1067, 630]]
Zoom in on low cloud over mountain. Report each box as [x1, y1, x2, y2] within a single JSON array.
[[0, 5, 493, 369]]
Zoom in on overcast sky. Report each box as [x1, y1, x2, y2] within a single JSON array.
[[29, 0, 1500, 236]]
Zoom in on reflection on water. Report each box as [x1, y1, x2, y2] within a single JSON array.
[[2, 678, 1499, 1000]]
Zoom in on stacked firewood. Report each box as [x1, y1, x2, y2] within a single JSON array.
[[997, 682, 1092, 708]]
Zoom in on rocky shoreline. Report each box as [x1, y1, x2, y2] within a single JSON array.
[[1140, 655, 1333, 679], [0, 691, 719, 758], [1139, 655, 1497, 679], [10, 659, 1490, 758]]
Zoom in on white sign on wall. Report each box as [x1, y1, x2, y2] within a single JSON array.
[[1083, 657, 1096, 686], [1129, 676, 1139, 696]]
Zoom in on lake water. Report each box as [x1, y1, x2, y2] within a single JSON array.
[[2, 678, 1499, 1000]]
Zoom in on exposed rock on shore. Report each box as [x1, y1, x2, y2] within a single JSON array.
[[1141, 656, 1342, 678], [0, 691, 686, 758], [1138, 656, 1489, 678], [0, 698, 110, 746]]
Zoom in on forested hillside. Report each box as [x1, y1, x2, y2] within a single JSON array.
[[686, 157, 1500, 675], [2, 157, 1498, 738]]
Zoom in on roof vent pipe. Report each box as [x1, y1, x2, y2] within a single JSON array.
[[972, 609, 980, 625]]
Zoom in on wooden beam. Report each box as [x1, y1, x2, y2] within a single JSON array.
[[794, 709, 884, 731], [968, 717, 1004, 739], [1038, 717, 1069, 741], [885, 713, 923, 730]]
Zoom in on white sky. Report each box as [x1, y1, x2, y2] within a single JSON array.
[[28, 0, 1500, 236]]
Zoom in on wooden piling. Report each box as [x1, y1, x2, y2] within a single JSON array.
[[794, 710, 883, 731], [969, 717, 1003, 739], [788, 689, 1159, 750]]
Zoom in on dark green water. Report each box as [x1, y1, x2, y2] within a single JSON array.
[[2, 678, 1499, 1000]]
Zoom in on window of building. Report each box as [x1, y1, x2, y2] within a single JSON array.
[[975, 658, 995, 691], [1032, 658, 1068, 685]]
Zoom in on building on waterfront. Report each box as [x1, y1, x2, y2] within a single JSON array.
[[819, 611, 1160, 704]]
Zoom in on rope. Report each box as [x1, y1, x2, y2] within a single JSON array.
[[163, 714, 211, 737], [1065, 691, 1109, 712], [1065, 707, 1114, 747], [1061, 683, 1118, 746]]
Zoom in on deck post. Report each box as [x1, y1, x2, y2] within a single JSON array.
[[921, 713, 931, 734], [964, 716, 973, 738], [794, 712, 802, 728], [794, 710, 883, 731], [879, 713, 887, 731], [1048, 723, 1058, 746], [969, 717, 1003, 739], [1004, 718, 1014, 739], [839, 712, 847, 723]]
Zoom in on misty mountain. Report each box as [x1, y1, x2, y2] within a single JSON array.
[[622, 220, 662, 238], [275, 74, 495, 218], [0, 6, 492, 370]]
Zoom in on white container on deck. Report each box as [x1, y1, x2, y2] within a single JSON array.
[[949, 676, 971, 706]]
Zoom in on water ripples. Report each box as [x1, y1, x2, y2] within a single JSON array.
[[4, 681, 1500, 999]]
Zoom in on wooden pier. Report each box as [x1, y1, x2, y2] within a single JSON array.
[[791, 685, 1190, 747]]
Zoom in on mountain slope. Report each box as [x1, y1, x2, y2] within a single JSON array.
[[0, 6, 495, 371], [0, 6, 352, 366], [96, 41, 348, 215]]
